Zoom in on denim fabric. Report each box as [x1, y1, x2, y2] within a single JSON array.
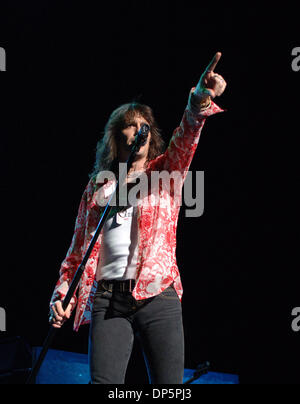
[[88, 283, 185, 384]]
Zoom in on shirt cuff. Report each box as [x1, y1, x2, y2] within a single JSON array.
[[187, 88, 225, 120]]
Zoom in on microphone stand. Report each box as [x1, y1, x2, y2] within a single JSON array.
[[26, 127, 149, 384]]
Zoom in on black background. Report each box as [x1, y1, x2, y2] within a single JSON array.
[[0, 1, 299, 384]]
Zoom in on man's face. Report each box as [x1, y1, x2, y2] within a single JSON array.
[[119, 114, 151, 160]]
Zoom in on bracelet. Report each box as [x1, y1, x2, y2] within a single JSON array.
[[199, 98, 211, 110], [189, 92, 211, 113]]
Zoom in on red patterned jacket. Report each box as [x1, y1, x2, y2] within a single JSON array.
[[50, 90, 224, 331]]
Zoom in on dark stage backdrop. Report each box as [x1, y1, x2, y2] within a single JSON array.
[[0, 1, 299, 384]]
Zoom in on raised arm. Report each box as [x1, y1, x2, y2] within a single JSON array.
[[150, 52, 227, 177]]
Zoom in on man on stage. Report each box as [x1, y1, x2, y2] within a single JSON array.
[[49, 52, 227, 384]]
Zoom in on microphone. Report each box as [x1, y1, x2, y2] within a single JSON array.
[[134, 123, 150, 151]]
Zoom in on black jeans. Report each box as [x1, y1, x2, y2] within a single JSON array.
[[89, 283, 185, 384]]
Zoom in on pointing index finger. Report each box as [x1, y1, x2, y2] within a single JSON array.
[[205, 52, 222, 73]]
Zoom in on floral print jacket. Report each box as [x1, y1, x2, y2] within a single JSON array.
[[50, 90, 224, 331]]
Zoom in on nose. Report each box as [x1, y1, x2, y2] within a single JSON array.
[[133, 123, 142, 138]]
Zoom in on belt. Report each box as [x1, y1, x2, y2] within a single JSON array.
[[99, 279, 136, 293]]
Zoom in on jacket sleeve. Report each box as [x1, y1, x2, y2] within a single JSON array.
[[149, 88, 225, 181], [49, 179, 93, 309]]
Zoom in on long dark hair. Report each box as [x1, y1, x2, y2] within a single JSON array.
[[89, 102, 165, 180]]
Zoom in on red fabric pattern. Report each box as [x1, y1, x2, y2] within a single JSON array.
[[50, 93, 224, 331]]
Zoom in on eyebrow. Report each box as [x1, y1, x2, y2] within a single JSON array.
[[126, 119, 149, 126]]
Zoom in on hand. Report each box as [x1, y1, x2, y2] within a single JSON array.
[[194, 52, 227, 100], [49, 301, 73, 329]]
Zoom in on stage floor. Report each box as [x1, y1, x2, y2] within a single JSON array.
[[33, 347, 239, 384]]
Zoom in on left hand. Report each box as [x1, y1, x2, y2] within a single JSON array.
[[194, 52, 227, 99]]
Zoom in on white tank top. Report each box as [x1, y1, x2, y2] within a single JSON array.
[[96, 206, 139, 282]]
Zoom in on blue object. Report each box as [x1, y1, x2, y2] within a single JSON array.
[[183, 368, 239, 384], [34, 348, 90, 385], [33, 348, 239, 384]]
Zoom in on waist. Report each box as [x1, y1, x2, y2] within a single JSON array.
[[98, 279, 136, 293]]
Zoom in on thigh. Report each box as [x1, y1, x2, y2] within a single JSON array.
[[89, 288, 134, 384], [135, 286, 185, 384]]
